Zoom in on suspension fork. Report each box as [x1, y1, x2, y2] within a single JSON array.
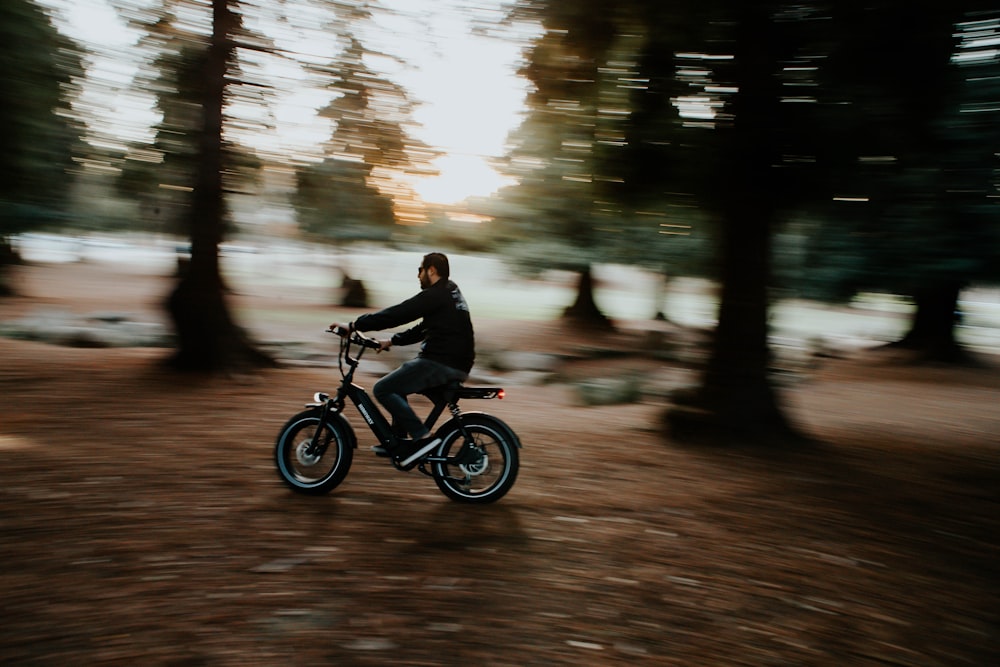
[[308, 399, 335, 455]]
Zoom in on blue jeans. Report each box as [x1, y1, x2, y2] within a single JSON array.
[[373, 358, 468, 440]]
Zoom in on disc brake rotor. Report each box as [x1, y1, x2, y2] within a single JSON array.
[[459, 450, 489, 476], [296, 440, 320, 466]]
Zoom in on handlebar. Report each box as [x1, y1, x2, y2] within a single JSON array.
[[327, 325, 382, 351]]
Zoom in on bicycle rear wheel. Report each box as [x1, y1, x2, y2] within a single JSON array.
[[431, 414, 519, 504]]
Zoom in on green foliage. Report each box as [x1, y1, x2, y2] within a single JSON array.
[[495, 1, 729, 280], [493, 7, 630, 272], [506, 1, 999, 308], [115, 36, 262, 237], [316, 35, 437, 175], [293, 157, 394, 243], [790, 5, 1000, 301], [406, 204, 500, 255], [295, 23, 440, 246], [0, 0, 84, 237]]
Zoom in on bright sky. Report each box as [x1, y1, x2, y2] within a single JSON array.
[[39, 0, 534, 206]]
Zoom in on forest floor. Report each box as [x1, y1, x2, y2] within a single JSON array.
[[1, 258, 998, 666]]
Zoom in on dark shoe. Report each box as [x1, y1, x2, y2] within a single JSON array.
[[395, 436, 442, 467], [371, 443, 395, 458], [373, 435, 415, 458]]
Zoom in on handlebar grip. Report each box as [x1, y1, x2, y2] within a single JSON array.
[[328, 325, 381, 350], [358, 334, 382, 350]]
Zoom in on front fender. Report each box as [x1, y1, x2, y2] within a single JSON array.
[[299, 407, 358, 450], [327, 411, 359, 449]]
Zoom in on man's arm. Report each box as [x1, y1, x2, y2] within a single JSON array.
[[391, 323, 426, 347], [352, 290, 431, 333]]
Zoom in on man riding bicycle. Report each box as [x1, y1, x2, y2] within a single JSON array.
[[332, 252, 475, 463]]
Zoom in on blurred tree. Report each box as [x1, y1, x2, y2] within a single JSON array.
[[293, 155, 395, 307], [502, 1, 996, 440], [117, 43, 262, 238], [123, 0, 274, 370], [505, 1, 806, 441], [796, 4, 999, 363], [611, 206, 713, 321], [493, 2, 631, 328], [661, 2, 805, 441], [0, 0, 83, 293], [293, 155, 395, 244], [292, 7, 440, 306], [294, 29, 439, 242]]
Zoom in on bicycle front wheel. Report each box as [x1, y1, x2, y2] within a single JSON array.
[[275, 409, 354, 495], [431, 413, 520, 504]]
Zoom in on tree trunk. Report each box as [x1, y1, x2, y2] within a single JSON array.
[[165, 0, 271, 372], [562, 264, 613, 329], [890, 281, 970, 363], [666, 5, 801, 445], [668, 205, 796, 443], [0, 236, 20, 296], [338, 268, 369, 308], [653, 272, 671, 322]]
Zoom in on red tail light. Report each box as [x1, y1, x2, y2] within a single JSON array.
[[497, 389, 505, 400]]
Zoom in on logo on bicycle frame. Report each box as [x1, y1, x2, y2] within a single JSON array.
[[357, 403, 375, 426]]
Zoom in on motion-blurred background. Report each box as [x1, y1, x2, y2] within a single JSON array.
[[3, 0, 1000, 437]]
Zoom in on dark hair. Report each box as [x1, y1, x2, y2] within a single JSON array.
[[422, 252, 450, 279]]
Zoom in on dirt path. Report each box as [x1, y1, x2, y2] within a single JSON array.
[[1, 260, 998, 665]]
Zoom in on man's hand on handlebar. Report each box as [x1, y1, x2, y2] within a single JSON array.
[[328, 323, 390, 352], [328, 322, 351, 336]]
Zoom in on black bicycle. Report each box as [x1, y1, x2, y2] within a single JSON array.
[[274, 326, 521, 503]]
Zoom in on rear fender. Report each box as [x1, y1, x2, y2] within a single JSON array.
[[437, 411, 521, 449]]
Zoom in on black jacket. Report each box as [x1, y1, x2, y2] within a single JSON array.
[[352, 279, 475, 373]]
